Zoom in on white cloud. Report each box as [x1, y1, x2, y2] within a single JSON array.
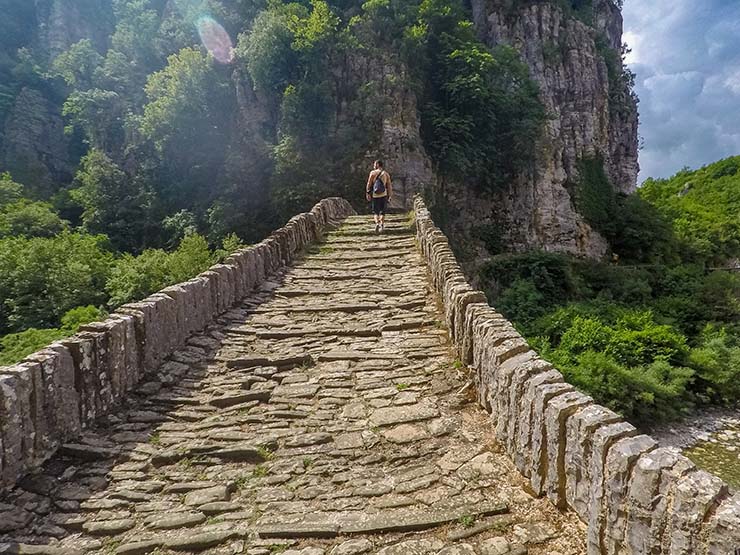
[[622, 0, 740, 180]]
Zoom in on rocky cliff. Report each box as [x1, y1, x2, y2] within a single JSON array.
[[0, 87, 75, 197], [0, 0, 112, 196], [0, 0, 637, 256], [393, 0, 639, 260], [35, 0, 113, 56]]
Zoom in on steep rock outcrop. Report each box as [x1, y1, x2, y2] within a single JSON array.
[[376, 64, 436, 211], [0, 1, 112, 195], [1, 87, 75, 197], [35, 0, 113, 56], [433, 0, 639, 259]]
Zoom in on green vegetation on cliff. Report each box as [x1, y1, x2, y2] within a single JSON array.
[[0, 0, 545, 364], [484, 157, 740, 425], [640, 156, 740, 262]]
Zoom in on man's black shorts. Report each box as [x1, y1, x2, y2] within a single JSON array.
[[371, 196, 387, 215]]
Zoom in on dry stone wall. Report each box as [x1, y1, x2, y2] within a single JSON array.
[[413, 196, 740, 555], [0, 197, 355, 493]]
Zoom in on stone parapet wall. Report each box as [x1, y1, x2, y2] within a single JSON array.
[[413, 196, 740, 555], [0, 197, 355, 492]]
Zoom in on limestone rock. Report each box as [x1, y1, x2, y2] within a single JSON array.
[[329, 539, 373, 555]]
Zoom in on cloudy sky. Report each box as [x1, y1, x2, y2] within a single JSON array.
[[622, 0, 740, 182]]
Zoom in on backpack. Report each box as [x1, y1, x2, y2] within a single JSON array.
[[372, 170, 386, 196]]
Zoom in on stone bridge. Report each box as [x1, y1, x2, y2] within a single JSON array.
[[0, 198, 738, 555]]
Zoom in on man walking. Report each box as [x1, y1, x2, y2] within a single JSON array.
[[366, 159, 392, 233]]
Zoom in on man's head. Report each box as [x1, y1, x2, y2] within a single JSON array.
[[374, 159, 384, 170]]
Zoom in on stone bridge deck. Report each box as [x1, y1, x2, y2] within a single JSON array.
[[0, 215, 585, 555]]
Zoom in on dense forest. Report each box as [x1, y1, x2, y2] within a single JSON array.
[[483, 157, 740, 425], [0, 0, 547, 363]]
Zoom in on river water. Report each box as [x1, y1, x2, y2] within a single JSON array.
[[647, 408, 740, 490], [684, 424, 740, 488]]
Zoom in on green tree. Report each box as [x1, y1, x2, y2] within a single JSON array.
[[111, 0, 160, 68], [141, 47, 229, 154], [409, 0, 545, 188], [0, 173, 24, 208], [106, 232, 217, 308], [50, 39, 103, 88], [71, 149, 158, 252], [0, 200, 67, 238], [0, 305, 106, 366], [239, 4, 303, 99], [62, 88, 123, 149], [640, 156, 740, 261], [0, 232, 113, 333], [139, 46, 234, 212]]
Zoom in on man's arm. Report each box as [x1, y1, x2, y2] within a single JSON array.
[[386, 174, 393, 199], [366, 172, 374, 199]]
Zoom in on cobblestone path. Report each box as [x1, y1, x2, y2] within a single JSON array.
[[0, 215, 586, 555]]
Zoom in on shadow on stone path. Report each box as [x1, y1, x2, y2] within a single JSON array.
[[0, 215, 586, 555]]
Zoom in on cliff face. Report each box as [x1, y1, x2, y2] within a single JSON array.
[[0, 1, 112, 196], [0, 0, 637, 254], [468, 0, 637, 257], [419, 0, 639, 259], [0, 87, 75, 197], [35, 0, 113, 56], [376, 60, 436, 212]]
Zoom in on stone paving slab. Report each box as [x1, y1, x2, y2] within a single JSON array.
[[0, 214, 586, 555]]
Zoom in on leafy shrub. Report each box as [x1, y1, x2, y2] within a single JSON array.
[[0, 200, 67, 238], [106, 249, 170, 309], [0, 305, 106, 366], [496, 279, 547, 326], [558, 317, 610, 360], [0, 232, 113, 333], [699, 271, 740, 323], [106, 233, 217, 308], [0, 172, 23, 208], [605, 321, 688, 367], [480, 250, 576, 301], [689, 330, 740, 403], [561, 352, 693, 423]]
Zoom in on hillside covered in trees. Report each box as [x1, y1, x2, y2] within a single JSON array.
[[0, 0, 550, 362], [483, 157, 740, 425]]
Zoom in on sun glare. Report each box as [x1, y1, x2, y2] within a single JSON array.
[[196, 16, 235, 64]]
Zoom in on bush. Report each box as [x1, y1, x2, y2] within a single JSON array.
[[0, 305, 106, 366], [0, 200, 67, 238], [106, 249, 169, 308], [699, 271, 740, 323], [480, 250, 576, 301], [106, 233, 217, 308], [0, 232, 113, 333], [527, 300, 631, 342], [558, 317, 610, 360], [689, 330, 740, 403], [496, 279, 547, 326], [605, 321, 688, 367], [561, 351, 693, 424]]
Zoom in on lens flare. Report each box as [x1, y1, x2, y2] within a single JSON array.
[[197, 16, 235, 64]]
